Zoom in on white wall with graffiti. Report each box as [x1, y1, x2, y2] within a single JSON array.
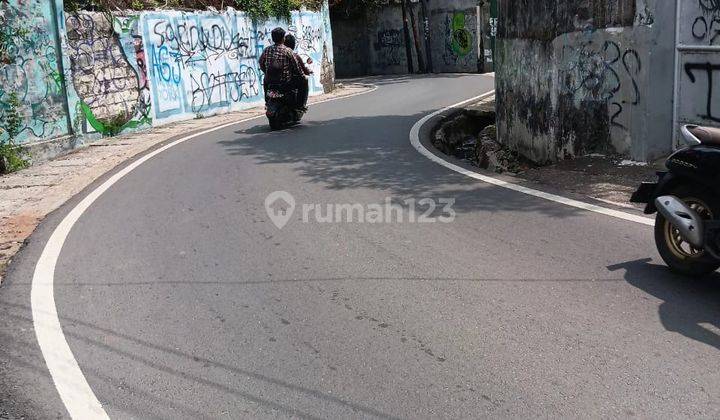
[[140, 7, 334, 126], [0, 1, 334, 147]]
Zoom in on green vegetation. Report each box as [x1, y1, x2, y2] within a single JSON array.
[[236, 0, 304, 21], [328, 0, 383, 18], [64, 0, 324, 20], [101, 112, 132, 136], [0, 92, 29, 174], [80, 102, 134, 137]]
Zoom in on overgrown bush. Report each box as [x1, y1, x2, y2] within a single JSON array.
[[235, 0, 303, 21]]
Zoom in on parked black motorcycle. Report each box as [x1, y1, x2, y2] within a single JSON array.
[[631, 125, 720, 276]]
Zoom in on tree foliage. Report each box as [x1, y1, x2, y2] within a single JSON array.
[[64, 0, 323, 21], [328, 0, 387, 19]]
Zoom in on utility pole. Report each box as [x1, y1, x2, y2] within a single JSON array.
[[400, 0, 415, 74], [408, 0, 425, 73], [419, 0, 433, 73]]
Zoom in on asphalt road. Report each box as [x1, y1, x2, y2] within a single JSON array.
[[2, 75, 719, 419]]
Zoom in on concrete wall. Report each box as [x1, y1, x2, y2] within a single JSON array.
[[676, 1, 720, 144], [429, 3, 481, 73], [367, 5, 419, 75], [495, 0, 675, 163], [141, 7, 334, 125], [1, 2, 335, 149], [63, 12, 151, 136], [0, 0, 70, 144], [332, 0, 489, 77], [327, 11, 368, 77]]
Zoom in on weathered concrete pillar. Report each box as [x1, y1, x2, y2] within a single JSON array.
[[496, 0, 675, 163]]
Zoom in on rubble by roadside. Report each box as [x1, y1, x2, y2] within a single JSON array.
[[432, 95, 660, 209], [0, 83, 372, 284]]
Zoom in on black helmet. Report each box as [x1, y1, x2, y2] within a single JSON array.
[[284, 34, 297, 50]]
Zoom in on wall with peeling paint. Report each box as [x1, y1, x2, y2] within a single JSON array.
[[1, 2, 335, 150], [62, 12, 151, 136], [495, 0, 675, 163]]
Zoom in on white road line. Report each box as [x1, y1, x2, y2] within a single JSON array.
[[409, 91, 656, 227], [31, 84, 378, 419]]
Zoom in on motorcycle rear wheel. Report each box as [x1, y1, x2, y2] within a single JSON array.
[[654, 185, 720, 277]]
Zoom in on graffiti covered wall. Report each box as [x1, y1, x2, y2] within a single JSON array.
[[63, 12, 151, 136], [141, 6, 334, 125], [1, 2, 334, 149], [0, 0, 69, 144], [331, 0, 483, 77], [496, 0, 675, 163], [430, 6, 480, 73], [676, 0, 720, 145], [330, 12, 368, 77]]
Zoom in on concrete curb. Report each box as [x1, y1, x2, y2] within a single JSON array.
[[414, 94, 655, 223]]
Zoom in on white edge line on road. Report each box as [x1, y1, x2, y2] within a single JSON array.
[[409, 90, 655, 227], [31, 83, 378, 419]]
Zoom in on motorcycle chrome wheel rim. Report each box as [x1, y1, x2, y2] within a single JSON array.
[[664, 197, 713, 259]]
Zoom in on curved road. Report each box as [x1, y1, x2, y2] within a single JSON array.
[[1, 75, 719, 418]]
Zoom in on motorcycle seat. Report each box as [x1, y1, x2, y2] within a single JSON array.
[[687, 125, 720, 146]]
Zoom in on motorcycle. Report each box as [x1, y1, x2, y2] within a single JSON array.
[[264, 83, 305, 131], [631, 124, 720, 276]]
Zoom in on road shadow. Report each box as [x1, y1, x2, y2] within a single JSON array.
[[609, 258, 720, 350], [218, 113, 592, 221], [338, 74, 486, 87], [235, 123, 306, 135]]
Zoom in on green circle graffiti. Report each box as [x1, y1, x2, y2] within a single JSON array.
[[450, 12, 472, 57]]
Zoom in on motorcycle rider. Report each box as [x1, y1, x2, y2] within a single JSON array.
[[259, 27, 306, 109], [283, 34, 312, 110]]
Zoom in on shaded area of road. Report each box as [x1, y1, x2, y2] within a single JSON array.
[[1, 75, 719, 418]]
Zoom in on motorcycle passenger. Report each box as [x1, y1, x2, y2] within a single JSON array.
[[283, 34, 312, 110], [259, 27, 305, 106]]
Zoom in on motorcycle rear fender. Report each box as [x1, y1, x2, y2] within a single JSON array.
[[639, 172, 684, 214], [639, 166, 720, 214]]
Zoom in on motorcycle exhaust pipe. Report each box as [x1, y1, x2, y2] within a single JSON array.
[[655, 195, 705, 248]]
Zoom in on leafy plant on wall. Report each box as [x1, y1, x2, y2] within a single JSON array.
[[0, 92, 29, 173], [233, 0, 323, 21]]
